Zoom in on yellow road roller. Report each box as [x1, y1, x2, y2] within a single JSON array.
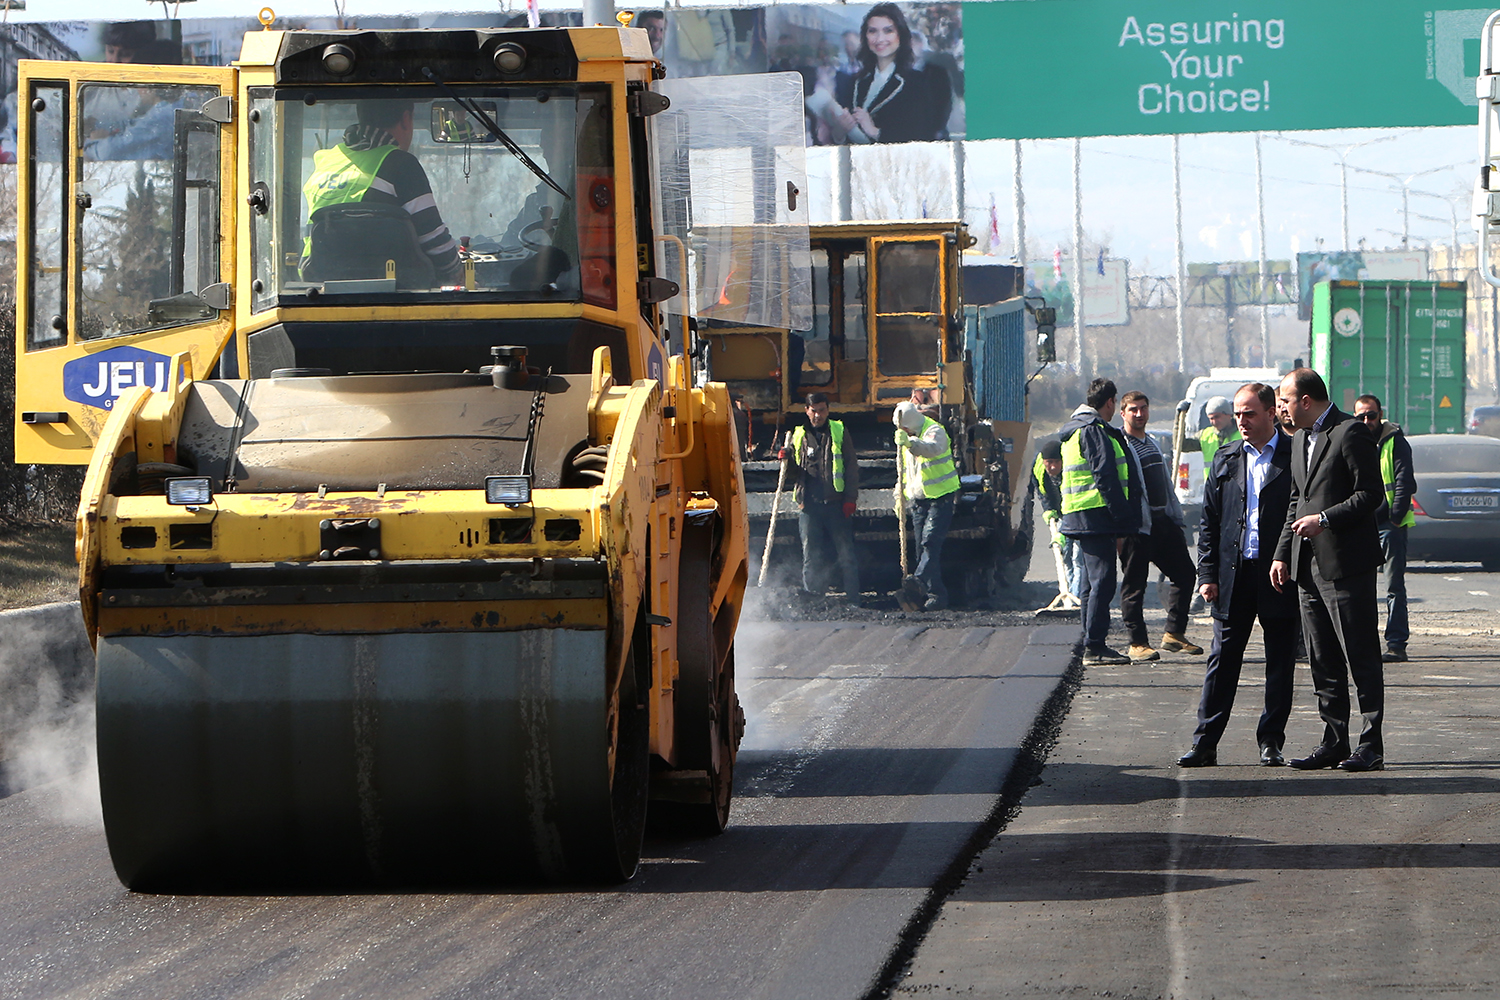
[[12, 15, 811, 888]]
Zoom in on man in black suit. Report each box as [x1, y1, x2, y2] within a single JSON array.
[[1179, 383, 1299, 767], [1270, 369, 1386, 772]]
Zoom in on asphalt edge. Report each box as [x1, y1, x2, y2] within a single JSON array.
[[860, 632, 1086, 1000]]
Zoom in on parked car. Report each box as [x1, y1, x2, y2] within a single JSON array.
[[1469, 404, 1500, 438], [1407, 434, 1500, 570]]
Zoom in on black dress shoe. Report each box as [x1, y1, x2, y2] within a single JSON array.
[[1260, 745, 1286, 767], [1339, 746, 1385, 771], [1289, 743, 1349, 770], [1178, 745, 1217, 767], [1382, 648, 1408, 663]]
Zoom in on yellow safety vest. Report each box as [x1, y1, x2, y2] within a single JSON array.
[[301, 142, 397, 254], [897, 417, 960, 499], [1380, 435, 1417, 528], [1060, 425, 1129, 514], [1200, 424, 1241, 467], [791, 420, 846, 494]]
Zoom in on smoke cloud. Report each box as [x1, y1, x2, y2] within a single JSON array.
[[0, 603, 101, 826]]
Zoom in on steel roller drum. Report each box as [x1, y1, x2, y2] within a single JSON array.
[[96, 627, 633, 890]]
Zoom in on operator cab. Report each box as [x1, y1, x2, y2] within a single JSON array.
[[259, 87, 614, 307]]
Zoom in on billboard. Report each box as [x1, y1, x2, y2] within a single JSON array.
[[1295, 250, 1431, 320], [1025, 257, 1128, 326], [964, 1, 1490, 140]]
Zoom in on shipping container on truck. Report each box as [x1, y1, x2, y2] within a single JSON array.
[[1310, 280, 1467, 435]]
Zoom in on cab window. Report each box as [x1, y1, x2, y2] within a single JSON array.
[[77, 83, 221, 340], [253, 85, 613, 306], [874, 240, 943, 376], [27, 83, 67, 351]]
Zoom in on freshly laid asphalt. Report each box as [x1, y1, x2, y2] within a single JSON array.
[[896, 605, 1500, 999]]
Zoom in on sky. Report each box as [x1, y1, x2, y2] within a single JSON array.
[[9, 0, 1487, 274]]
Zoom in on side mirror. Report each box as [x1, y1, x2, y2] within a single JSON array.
[[430, 100, 499, 143], [1034, 306, 1057, 363]]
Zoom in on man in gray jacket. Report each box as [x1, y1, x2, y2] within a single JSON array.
[[1059, 378, 1143, 665]]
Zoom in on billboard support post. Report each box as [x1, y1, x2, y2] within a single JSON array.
[[1256, 132, 1270, 366], [1073, 137, 1085, 389], [836, 145, 851, 222], [951, 139, 964, 223], [1173, 134, 1185, 374], [1012, 139, 1026, 273]]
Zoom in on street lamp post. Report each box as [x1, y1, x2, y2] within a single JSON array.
[[1272, 133, 1407, 249], [1347, 164, 1452, 249]]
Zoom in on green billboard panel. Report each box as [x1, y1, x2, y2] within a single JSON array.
[[965, 1, 1491, 140]]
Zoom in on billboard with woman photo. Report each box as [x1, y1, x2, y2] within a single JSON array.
[[766, 2, 963, 146]]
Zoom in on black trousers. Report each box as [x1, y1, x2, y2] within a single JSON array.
[[1192, 558, 1297, 751], [1119, 517, 1195, 646], [1297, 551, 1385, 753]]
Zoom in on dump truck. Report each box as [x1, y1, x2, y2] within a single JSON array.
[[695, 221, 1037, 605], [12, 15, 812, 888]]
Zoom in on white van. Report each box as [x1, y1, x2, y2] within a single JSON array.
[[1171, 368, 1281, 526]]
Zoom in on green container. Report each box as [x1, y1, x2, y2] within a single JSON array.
[[1310, 280, 1467, 435]]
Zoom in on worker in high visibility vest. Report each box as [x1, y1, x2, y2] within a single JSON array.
[[1354, 393, 1416, 663], [1187, 396, 1242, 468], [785, 392, 862, 606], [895, 400, 961, 610], [300, 100, 463, 284], [1059, 378, 1143, 665], [1034, 439, 1079, 597]]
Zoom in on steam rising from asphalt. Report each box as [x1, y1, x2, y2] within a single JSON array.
[[0, 606, 102, 826]]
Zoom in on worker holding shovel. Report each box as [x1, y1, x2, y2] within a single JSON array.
[[785, 392, 862, 607], [894, 400, 961, 611]]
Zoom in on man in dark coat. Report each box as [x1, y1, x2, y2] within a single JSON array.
[[1178, 383, 1299, 767], [1270, 369, 1386, 772]]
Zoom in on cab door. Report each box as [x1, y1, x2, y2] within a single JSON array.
[[867, 233, 951, 403], [14, 62, 236, 464]]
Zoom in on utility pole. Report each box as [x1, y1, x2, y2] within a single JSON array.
[[1073, 137, 1086, 389], [1012, 139, 1025, 272], [1272, 133, 1407, 250], [1173, 134, 1185, 373], [1255, 133, 1269, 369]]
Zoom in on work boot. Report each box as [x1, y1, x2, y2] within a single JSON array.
[[1128, 643, 1160, 662], [1160, 632, 1204, 655], [1082, 645, 1132, 666], [923, 595, 948, 611], [1382, 646, 1408, 662]]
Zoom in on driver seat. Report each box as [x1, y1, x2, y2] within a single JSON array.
[[302, 202, 438, 290]]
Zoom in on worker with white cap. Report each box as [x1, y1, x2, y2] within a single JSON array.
[[894, 399, 961, 610], [1196, 396, 1242, 468]]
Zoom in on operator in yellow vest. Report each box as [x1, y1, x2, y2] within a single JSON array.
[[1059, 378, 1143, 665], [1354, 393, 1416, 663], [784, 392, 862, 606], [895, 399, 961, 610], [1194, 396, 1242, 467], [300, 100, 463, 285], [1033, 439, 1080, 597]]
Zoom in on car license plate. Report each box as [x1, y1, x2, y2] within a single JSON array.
[[1448, 493, 1500, 509]]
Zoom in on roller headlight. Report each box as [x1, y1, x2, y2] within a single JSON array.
[[485, 475, 532, 506], [493, 42, 526, 74], [322, 43, 356, 76], [165, 477, 213, 506]]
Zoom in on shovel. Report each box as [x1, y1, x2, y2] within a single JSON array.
[[1036, 530, 1082, 617], [757, 430, 791, 588]]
